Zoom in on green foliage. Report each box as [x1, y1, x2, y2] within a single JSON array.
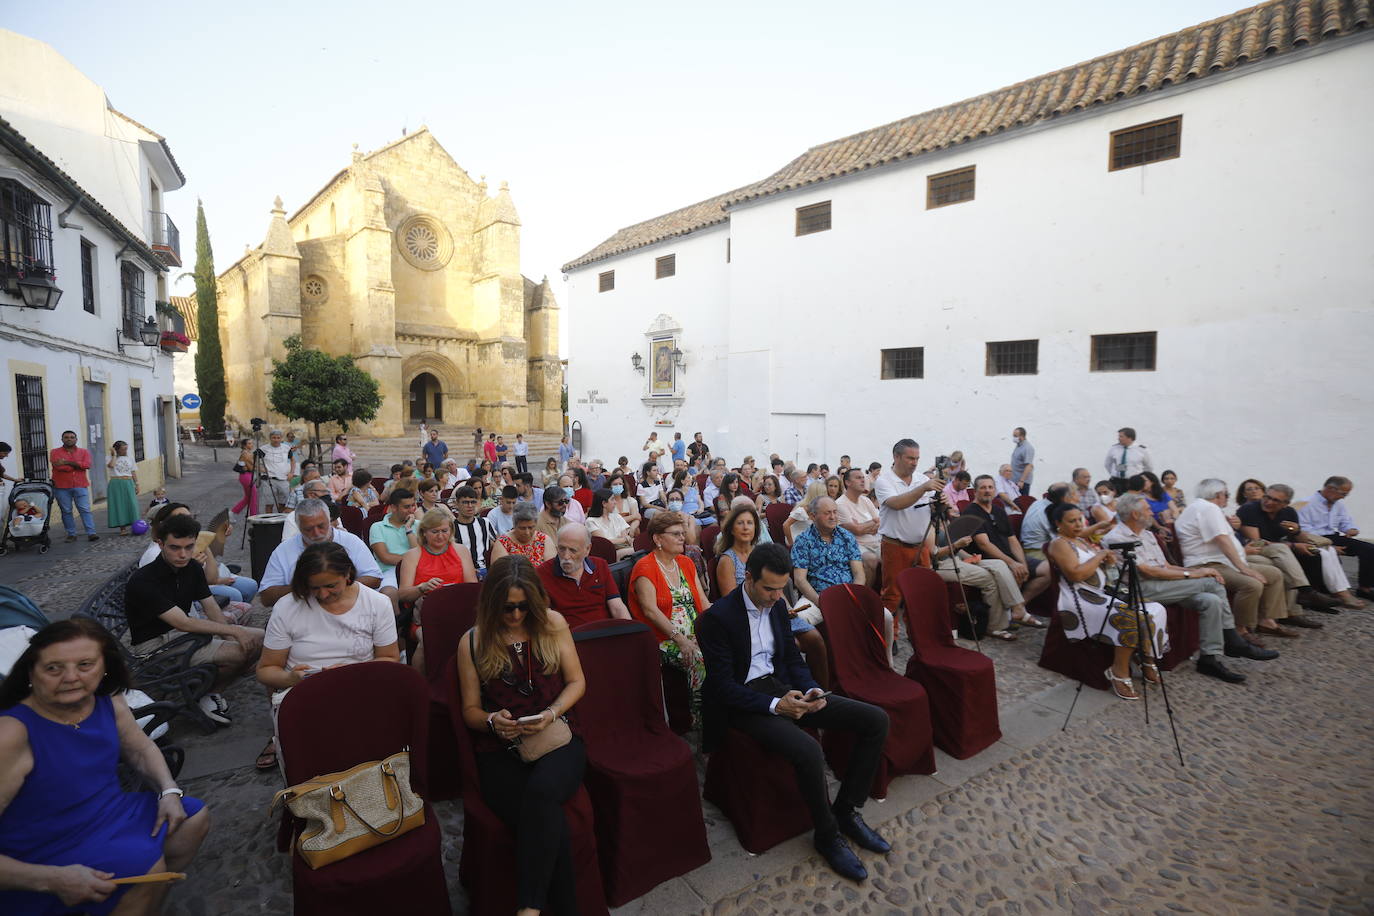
[[269, 336, 382, 458], [192, 200, 227, 433]]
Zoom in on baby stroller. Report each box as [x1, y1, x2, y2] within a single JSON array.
[[0, 479, 56, 555]]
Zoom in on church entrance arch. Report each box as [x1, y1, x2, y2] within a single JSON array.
[[409, 372, 442, 422]]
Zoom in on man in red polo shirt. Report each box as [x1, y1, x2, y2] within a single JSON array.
[[537, 524, 630, 628], [50, 429, 99, 542]]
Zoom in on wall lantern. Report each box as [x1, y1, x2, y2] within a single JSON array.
[[117, 316, 162, 353], [671, 346, 685, 373], [6, 273, 63, 310], [630, 352, 644, 374]]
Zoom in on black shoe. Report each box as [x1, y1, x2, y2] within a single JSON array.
[[834, 807, 891, 854], [1280, 614, 1323, 629], [1223, 631, 1279, 661], [815, 834, 867, 882], [1297, 590, 1340, 611], [87, 535, 100, 542], [1357, 586, 1374, 602], [1197, 655, 1246, 683]]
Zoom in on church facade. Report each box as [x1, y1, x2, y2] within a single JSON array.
[[218, 129, 561, 438]]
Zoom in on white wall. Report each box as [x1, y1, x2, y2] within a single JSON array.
[[567, 39, 1374, 520]]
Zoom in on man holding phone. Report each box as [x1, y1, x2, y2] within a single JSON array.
[[697, 543, 891, 883]]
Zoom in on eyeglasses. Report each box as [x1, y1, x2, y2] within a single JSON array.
[[1261, 495, 1290, 505], [503, 601, 531, 612], [660, 529, 687, 539]]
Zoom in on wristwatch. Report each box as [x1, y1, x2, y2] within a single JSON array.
[[1182, 570, 1191, 579], [159, 787, 184, 799]]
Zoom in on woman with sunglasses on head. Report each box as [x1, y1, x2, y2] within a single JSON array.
[[628, 510, 710, 729], [456, 555, 586, 916], [398, 510, 476, 674]]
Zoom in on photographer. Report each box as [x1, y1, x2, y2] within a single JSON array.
[[256, 429, 295, 513], [874, 438, 947, 618]]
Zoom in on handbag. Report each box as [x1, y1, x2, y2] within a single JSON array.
[[469, 627, 573, 763], [269, 750, 425, 869]]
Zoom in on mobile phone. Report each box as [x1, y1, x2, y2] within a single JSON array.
[[516, 714, 543, 724], [806, 690, 833, 700]]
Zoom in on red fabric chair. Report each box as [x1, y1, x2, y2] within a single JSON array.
[[1157, 526, 1183, 566], [818, 584, 935, 798], [703, 726, 817, 854], [1008, 513, 1023, 538], [694, 472, 708, 495], [439, 488, 453, 501], [416, 582, 483, 802], [1158, 603, 1199, 671], [698, 524, 719, 563], [1036, 568, 1112, 689], [764, 502, 793, 546], [339, 506, 366, 539], [588, 535, 619, 566], [633, 528, 654, 554], [364, 504, 387, 529], [572, 620, 710, 905], [1014, 495, 1036, 512], [443, 658, 609, 916], [896, 567, 1001, 759], [276, 662, 450, 916], [371, 476, 388, 493]]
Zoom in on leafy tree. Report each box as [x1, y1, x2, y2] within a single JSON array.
[[268, 335, 382, 461], [192, 200, 227, 433]]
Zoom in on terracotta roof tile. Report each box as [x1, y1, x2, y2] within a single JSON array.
[[563, 0, 1368, 272], [169, 294, 198, 341]]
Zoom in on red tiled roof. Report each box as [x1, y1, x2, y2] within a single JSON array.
[[563, 0, 1369, 271]]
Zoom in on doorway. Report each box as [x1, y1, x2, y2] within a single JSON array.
[[83, 382, 107, 500], [409, 373, 442, 422], [768, 413, 826, 468]]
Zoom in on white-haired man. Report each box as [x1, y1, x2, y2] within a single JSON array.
[[257, 429, 295, 511], [536, 523, 630, 628], [259, 498, 382, 606]]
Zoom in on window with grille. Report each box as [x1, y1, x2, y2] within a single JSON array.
[[655, 254, 676, 279], [926, 166, 976, 209], [881, 347, 924, 379], [120, 262, 145, 336], [14, 374, 48, 479], [1092, 331, 1157, 371], [598, 270, 615, 292], [81, 239, 96, 314], [1110, 116, 1181, 171], [130, 387, 145, 461], [0, 179, 55, 283], [795, 201, 832, 236], [986, 339, 1039, 375]]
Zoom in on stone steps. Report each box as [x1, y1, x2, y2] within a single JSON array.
[[340, 426, 564, 472]]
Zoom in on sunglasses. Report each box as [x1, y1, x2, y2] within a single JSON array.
[[503, 601, 531, 612]]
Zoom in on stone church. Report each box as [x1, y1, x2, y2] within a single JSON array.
[[217, 128, 561, 438]]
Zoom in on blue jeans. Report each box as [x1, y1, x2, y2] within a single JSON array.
[[209, 575, 258, 605], [55, 486, 95, 536]]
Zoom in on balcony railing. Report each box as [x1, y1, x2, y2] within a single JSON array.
[[149, 211, 180, 267]]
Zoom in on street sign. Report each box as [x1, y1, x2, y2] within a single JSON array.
[[181, 393, 201, 410]]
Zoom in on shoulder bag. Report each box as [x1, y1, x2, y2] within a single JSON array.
[[269, 750, 424, 869]]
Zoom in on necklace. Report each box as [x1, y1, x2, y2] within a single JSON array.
[[655, 552, 680, 580]]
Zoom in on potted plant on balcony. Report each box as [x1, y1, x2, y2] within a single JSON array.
[[159, 330, 190, 353]]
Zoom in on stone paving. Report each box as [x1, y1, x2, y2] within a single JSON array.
[[2, 448, 1370, 914]]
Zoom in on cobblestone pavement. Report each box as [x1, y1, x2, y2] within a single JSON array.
[[2, 452, 1369, 914]]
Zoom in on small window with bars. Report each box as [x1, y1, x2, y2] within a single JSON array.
[[880, 347, 924, 379], [926, 166, 976, 209], [0, 179, 56, 283], [120, 262, 145, 337], [598, 270, 615, 292], [1092, 331, 1157, 371], [15, 374, 48, 479], [655, 254, 676, 279], [1110, 116, 1181, 171], [795, 201, 832, 236], [81, 239, 96, 314], [986, 339, 1039, 376], [130, 387, 146, 461]]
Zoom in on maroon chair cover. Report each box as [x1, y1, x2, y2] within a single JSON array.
[[588, 535, 619, 566], [703, 726, 817, 854], [661, 664, 693, 735], [818, 585, 935, 798], [365, 504, 387, 527], [339, 506, 366, 539], [443, 657, 609, 915], [572, 620, 710, 905], [1158, 603, 1199, 670], [1008, 513, 1023, 538], [1156, 527, 1184, 567], [896, 567, 1001, 759], [416, 582, 483, 801], [694, 472, 709, 495], [764, 502, 793, 546], [1014, 495, 1036, 512], [699, 525, 719, 563], [633, 528, 654, 554], [439, 487, 453, 500], [371, 476, 388, 493], [1037, 571, 1112, 691], [276, 662, 450, 916]]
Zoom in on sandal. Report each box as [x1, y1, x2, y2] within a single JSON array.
[[1013, 614, 1046, 629], [256, 739, 278, 772], [1140, 662, 1161, 685], [1105, 668, 1138, 701], [988, 629, 1018, 641]]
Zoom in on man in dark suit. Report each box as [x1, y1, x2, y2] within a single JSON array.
[[697, 542, 891, 882]]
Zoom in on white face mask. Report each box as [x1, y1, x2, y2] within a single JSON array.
[[667, 500, 684, 512]]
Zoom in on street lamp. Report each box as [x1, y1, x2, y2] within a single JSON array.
[[13, 273, 63, 310], [630, 352, 644, 374], [117, 316, 162, 353]]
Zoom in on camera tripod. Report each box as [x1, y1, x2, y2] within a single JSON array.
[[923, 488, 984, 654], [1061, 542, 1184, 765]]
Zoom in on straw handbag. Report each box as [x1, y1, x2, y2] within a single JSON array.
[[270, 750, 424, 869]]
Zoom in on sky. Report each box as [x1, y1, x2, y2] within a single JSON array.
[[10, 0, 1248, 341]]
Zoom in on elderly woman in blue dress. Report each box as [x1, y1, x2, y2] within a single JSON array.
[[0, 619, 209, 914]]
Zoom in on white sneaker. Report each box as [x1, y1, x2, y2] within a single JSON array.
[[209, 693, 230, 715], [198, 695, 231, 725]]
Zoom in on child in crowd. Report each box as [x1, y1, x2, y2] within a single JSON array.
[[9, 498, 44, 534], [146, 487, 169, 518]]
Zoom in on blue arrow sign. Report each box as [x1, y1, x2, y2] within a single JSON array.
[[181, 393, 201, 410]]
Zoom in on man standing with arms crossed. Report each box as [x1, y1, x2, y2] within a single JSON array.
[[874, 438, 945, 623], [50, 430, 98, 543]]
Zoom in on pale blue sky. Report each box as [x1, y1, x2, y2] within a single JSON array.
[[11, 0, 1244, 312]]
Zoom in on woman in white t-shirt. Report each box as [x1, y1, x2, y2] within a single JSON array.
[[256, 541, 399, 772]]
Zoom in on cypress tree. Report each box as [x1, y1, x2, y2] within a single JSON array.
[[192, 199, 227, 434]]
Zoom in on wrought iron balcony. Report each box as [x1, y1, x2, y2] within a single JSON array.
[[149, 210, 180, 267]]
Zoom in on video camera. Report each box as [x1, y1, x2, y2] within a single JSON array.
[[934, 454, 951, 475], [250, 417, 266, 434]]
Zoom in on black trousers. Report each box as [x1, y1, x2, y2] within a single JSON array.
[[728, 681, 889, 843], [476, 737, 585, 914], [515, 455, 529, 475], [1329, 534, 1374, 587]]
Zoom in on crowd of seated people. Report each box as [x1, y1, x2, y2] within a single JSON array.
[[8, 425, 1364, 915]]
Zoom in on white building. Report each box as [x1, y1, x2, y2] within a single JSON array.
[[0, 30, 188, 504], [564, 1, 1374, 522]]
